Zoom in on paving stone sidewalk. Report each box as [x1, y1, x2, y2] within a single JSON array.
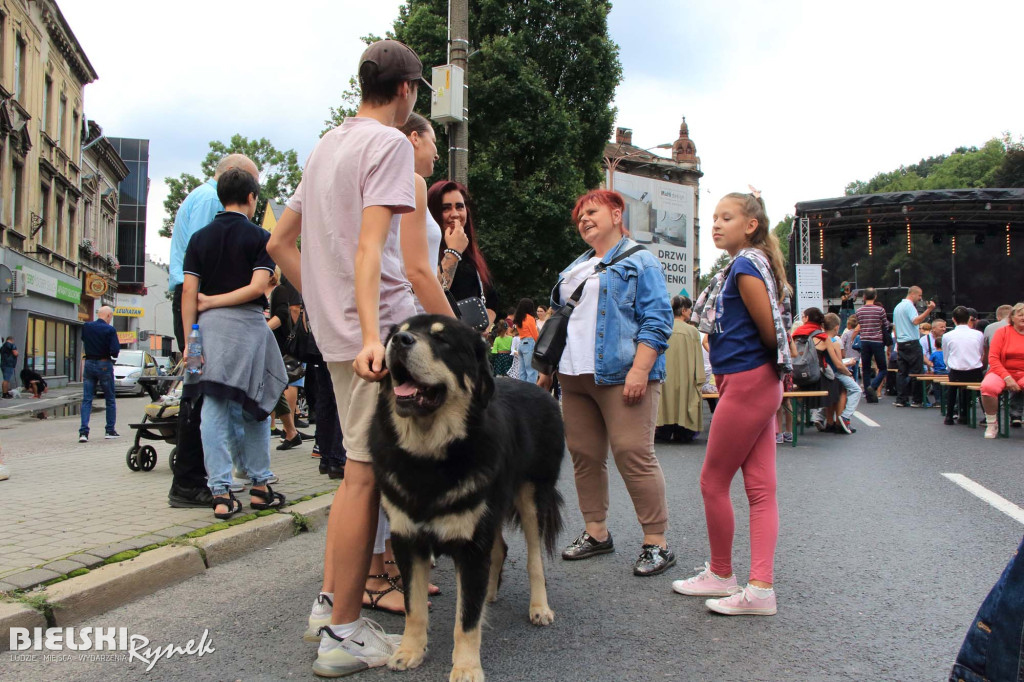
[[0, 397, 337, 592]]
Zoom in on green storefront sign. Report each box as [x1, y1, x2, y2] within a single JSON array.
[[16, 266, 82, 304]]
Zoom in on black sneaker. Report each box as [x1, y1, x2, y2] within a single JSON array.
[[892, 401, 909, 408], [838, 417, 854, 434], [276, 434, 303, 451], [865, 387, 878, 403], [104, 431, 121, 439], [1012, 417, 1022, 429], [561, 531, 614, 561], [633, 544, 676, 576], [78, 433, 88, 443], [168, 485, 214, 508]]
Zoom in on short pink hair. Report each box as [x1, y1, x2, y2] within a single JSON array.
[[572, 189, 628, 236]]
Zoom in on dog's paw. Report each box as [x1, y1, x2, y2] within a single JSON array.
[[449, 664, 485, 682], [388, 646, 427, 671], [529, 604, 555, 626]]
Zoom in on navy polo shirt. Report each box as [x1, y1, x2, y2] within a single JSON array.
[[82, 320, 120, 360], [708, 257, 775, 375], [182, 211, 275, 307]]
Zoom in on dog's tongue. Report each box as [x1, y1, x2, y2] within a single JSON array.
[[393, 382, 419, 398]]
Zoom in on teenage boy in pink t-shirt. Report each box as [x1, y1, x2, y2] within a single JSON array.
[[268, 40, 430, 677]]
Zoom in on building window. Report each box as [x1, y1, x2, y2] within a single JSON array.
[[26, 315, 77, 379], [55, 196, 63, 252], [84, 199, 92, 245], [57, 96, 66, 148], [72, 112, 79, 162], [66, 205, 75, 257], [9, 160, 21, 229], [14, 35, 25, 102], [39, 183, 49, 245], [42, 76, 52, 134]]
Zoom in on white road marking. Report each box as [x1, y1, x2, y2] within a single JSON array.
[[942, 473, 1024, 525], [853, 411, 880, 427]]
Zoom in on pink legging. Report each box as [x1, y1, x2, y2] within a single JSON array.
[[701, 362, 783, 584], [981, 370, 1024, 399]]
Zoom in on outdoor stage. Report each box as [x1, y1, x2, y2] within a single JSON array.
[[791, 188, 1024, 316]]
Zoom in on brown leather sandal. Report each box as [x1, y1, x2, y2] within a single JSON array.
[[362, 573, 405, 615]]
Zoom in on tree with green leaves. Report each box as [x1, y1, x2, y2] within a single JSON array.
[[336, 0, 621, 303], [160, 135, 302, 237], [844, 137, 1013, 195]]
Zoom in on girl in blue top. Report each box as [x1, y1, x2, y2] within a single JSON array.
[[673, 191, 790, 616]]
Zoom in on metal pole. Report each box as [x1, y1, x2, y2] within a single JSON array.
[[448, 0, 469, 185]]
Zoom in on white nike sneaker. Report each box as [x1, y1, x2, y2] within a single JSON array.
[[304, 593, 333, 643], [312, 618, 398, 678]]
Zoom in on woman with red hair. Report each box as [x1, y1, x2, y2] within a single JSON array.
[[426, 180, 500, 325], [539, 189, 675, 576]]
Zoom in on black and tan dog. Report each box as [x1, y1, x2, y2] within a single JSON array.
[[369, 314, 564, 682]]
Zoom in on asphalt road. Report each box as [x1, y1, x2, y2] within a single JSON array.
[[4, 395, 1021, 681]]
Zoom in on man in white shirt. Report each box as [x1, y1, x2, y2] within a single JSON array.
[[943, 306, 985, 425]]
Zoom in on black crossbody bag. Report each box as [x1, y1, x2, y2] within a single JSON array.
[[532, 245, 645, 375]]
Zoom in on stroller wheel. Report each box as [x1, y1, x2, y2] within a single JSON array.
[[138, 445, 158, 472], [126, 446, 141, 471], [169, 447, 177, 471]]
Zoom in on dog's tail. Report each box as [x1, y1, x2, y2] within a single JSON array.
[[533, 482, 564, 557]]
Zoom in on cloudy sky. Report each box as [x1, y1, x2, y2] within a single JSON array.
[[61, 0, 1023, 277]]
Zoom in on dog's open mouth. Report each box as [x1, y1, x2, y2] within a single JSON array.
[[390, 365, 446, 412]]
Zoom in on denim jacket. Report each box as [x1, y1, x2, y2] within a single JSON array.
[[550, 237, 673, 385]]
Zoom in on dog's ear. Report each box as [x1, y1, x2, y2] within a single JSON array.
[[473, 334, 495, 407]]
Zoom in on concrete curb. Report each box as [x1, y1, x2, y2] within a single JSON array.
[[0, 492, 336, 635], [287, 492, 334, 530], [194, 514, 295, 568], [42, 546, 207, 626], [0, 601, 47, 652]]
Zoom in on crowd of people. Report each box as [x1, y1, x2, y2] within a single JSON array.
[[133, 37, 1020, 679]]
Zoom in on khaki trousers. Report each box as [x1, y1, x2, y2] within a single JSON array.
[[558, 373, 669, 535]]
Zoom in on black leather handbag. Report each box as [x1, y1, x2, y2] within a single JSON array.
[[453, 272, 490, 331], [532, 245, 645, 375]]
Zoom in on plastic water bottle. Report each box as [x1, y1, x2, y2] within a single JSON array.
[[185, 324, 203, 381]]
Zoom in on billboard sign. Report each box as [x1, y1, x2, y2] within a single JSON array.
[[609, 170, 694, 295]]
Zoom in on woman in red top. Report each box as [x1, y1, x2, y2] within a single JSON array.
[[514, 298, 539, 383], [980, 302, 1024, 438]]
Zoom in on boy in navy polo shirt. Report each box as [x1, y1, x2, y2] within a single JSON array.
[[181, 168, 287, 519]]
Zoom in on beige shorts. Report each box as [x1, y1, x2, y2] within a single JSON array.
[[327, 362, 381, 463]]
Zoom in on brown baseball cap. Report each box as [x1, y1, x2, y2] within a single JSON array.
[[359, 40, 433, 92]]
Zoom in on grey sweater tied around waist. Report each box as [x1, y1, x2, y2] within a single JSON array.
[[181, 304, 287, 420]]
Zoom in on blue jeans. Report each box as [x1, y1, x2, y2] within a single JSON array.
[[836, 373, 861, 420], [200, 394, 272, 496], [518, 337, 537, 383], [950, 534, 1024, 681], [80, 359, 116, 436], [860, 340, 888, 391]]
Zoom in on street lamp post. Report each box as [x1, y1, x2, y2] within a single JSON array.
[[851, 262, 859, 290], [605, 143, 674, 190]]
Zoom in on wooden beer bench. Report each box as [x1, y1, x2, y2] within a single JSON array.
[[966, 385, 1011, 437], [911, 373, 948, 407], [702, 390, 829, 447]]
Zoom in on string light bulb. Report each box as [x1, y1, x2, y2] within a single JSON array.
[[819, 228, 824, 259], [906, 220, 912, 254], [867, 223, 873, 256], [951, 235, 957, 255], [1008, 223, 1012, 257]]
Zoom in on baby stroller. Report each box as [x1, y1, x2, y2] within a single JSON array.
[[125, 362, 182, 472]]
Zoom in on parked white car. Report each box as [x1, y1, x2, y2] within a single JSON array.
[[104, 350, 160, 396]]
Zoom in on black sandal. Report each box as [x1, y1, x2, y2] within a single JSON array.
[[249, 484, 286, 510], [385, 559, 442, 595], [362, 573, 405, 615], [212, 492, 242, 520]]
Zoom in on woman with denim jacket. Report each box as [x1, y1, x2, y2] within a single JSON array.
[[538, 189, 675, 577]]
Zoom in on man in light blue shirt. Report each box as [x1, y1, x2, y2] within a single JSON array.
[[169, 154, 259, 350], [892, 285, 936, 407], [167, 153, 259, 510]]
